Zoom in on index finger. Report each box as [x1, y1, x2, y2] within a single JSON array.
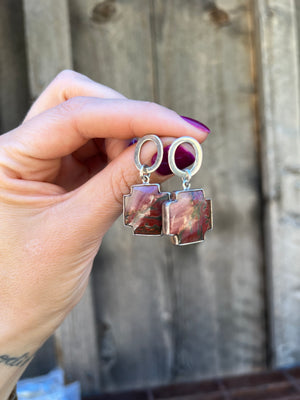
[[8, 97, 209, 160], [24, 70, 126, 122]]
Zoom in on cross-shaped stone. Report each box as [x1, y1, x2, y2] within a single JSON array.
[[162, 189, 212, 245], [124, 184, 170, 235]]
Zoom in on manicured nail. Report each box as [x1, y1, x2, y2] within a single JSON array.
[[180, 116, 210, 133], [128, 138, 138, 146], [152, 144, 195, 176]]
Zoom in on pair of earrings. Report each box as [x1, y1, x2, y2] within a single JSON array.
[[123, 135, 212, 246]]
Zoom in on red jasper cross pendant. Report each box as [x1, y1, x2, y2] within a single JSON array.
[[123, 184, 170, 235], [162, 189, 212, 245]]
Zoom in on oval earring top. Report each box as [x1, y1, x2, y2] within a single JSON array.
[[124, 134, 171, 237], [134, 134, 163, 175], [168, 136, 203, 179], [163, 136, 212, 245]]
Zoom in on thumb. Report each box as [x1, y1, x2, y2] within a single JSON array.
[[61, 140, 171, 237]]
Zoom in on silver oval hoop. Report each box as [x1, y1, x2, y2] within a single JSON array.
[[134, 134, 163, 175], [168, 136, 203, 179]]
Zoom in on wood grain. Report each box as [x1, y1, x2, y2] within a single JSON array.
[[69, 0, 156, 100], [254, 0, 300, 367], [154, 0, 266, 380], [23, 0, 72, 99], [69, 0, 174, 392], [69, 0, 266, 392], [0, 0, 29, 132], [55, 283, 101, 393]]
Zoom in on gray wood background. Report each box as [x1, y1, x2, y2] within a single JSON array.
[[0, 0, 299, 396]]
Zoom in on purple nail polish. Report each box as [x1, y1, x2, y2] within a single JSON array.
[[152, 144, 195, 176], [180, 116, 210, 133], [128, 138, 138, 146]]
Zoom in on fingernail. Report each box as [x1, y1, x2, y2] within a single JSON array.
[[152, 144, 195, 176], [128, 138, 138, 146], [180, 116, 210, 133]]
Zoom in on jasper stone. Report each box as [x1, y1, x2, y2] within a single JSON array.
[[124, 184, 170, 235], [163, 189, 212, 245]]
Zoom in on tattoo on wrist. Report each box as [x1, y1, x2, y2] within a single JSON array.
[[0, 352, 34, 367]]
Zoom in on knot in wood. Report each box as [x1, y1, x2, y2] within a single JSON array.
[[207, 3, 230, 27], [91, 0, 116, 24]]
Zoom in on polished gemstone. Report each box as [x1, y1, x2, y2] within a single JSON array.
[[163, 189, 212, 245], [124, 184, 170, 235]]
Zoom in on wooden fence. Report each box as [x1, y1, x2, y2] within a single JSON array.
[[0, 0, 299, 396]]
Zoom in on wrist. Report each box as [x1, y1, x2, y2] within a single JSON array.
[[0, 329, 40, 400], [0, 312, 52, 399], [0, 352, 34, 400], [0, 301, 65, 353]]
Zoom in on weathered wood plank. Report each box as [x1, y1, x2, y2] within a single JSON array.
[[55, 283, 101, 393], [70, 0, 266, 392], [69, 0, 174, 391], [154, 0, 266, 379], [23, 0, 101, 393], [254, 0, 300, 367], [23, 0, 72, 99], [0, 0, 29, 132], [69, 0, 155, 100]]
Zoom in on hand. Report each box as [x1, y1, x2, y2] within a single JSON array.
[[0, 70, 209, 398]]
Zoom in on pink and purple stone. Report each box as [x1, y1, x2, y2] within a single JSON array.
[[124, 184, 170, 235], [162, 189, 212, 245]]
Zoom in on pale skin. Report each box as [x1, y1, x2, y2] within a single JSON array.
[[0, 70, 208, 399]]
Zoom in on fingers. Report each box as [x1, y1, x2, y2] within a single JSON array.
[[24, 70, 126, 122], [9, 97, 208, 162], [61, 134, 207, 235], [60, 140, 172, 234], [23, 70, 129, 166]]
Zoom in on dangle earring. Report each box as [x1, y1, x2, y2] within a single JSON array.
[[123, 135, 170, 235], [162, 137, 212, 245]]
